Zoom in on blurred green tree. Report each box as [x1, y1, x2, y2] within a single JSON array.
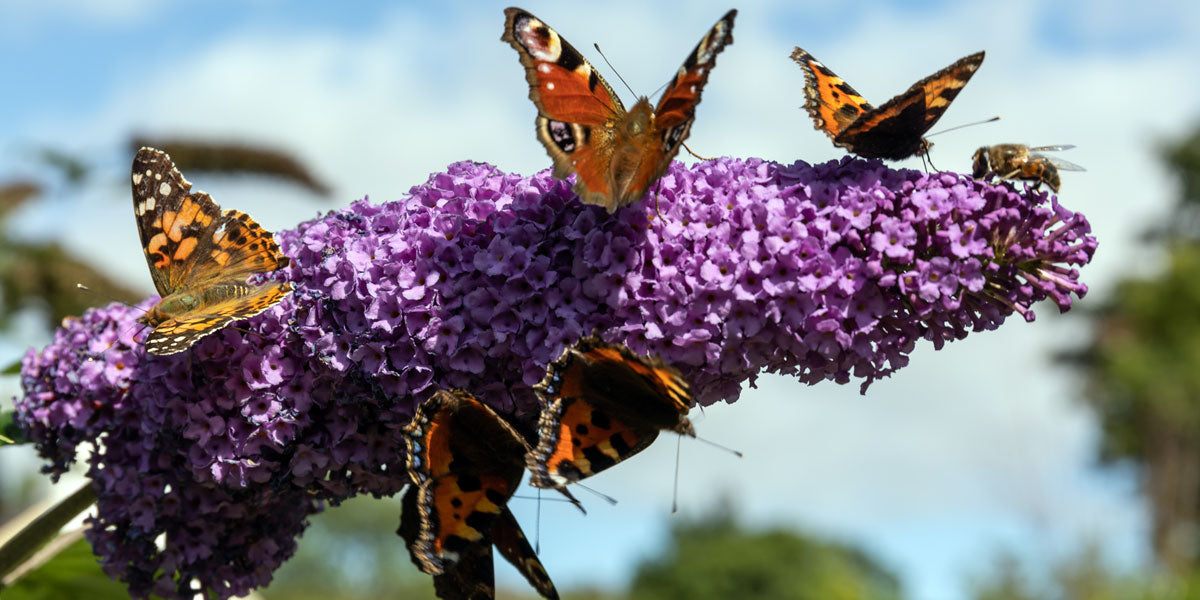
[[1067, 125, 1200, 570], [628, 501, 901, 600]]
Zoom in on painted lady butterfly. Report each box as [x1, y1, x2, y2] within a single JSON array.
[[399, 389, 559, 600], [791, 47, 984, 160], [502, 7, 736, 212], [132, 147, 292, 355], [527, 336, 694, 489]]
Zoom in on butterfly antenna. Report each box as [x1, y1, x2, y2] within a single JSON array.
[[574, 483, 618, 506], [76, 284, 149, 359], [87, 321, 149, 360], [693, 435, 744, 458], [535, 488, 542, 554], [672, 434, 682, 514], [927, 115, 1000, 138], [593, 43, 638, 99], [77, 283, 145, 313]]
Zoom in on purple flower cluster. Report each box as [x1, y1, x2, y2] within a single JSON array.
[[13, 157, 1095, 599]]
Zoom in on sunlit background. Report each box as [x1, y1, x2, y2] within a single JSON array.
[[3, 1, 1200, 598]]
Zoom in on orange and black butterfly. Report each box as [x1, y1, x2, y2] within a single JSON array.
[[791, 48, 984, 160], [971, 144, 1084, 193], [502, 7, 736, 212], [527, 336, 694, 489], [131, 147, 292, 355], [399, 390, 558, 600]]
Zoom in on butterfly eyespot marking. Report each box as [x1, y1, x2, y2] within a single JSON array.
[[542, 119, 577, 153], [514, 16, 562, 62]]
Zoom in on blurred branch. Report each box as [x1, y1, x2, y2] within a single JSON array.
[[0, 241, 142, 329], [0, 482, 96, 588], [0, 182, 41, 223], [130, 137, 332, 197], [33, 150, 89, 186]]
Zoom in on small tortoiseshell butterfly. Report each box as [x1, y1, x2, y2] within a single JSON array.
[[502, 7, 736, 212], [527, 336, 694, 489], [399, 389, 559, 600], [131, 147, 292, 355], [791, 48, 985, 160], [971, 143, 1084, 193]]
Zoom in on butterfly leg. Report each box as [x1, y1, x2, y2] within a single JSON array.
[[681, 142, 712, 161], [922, 152, 941, 173]]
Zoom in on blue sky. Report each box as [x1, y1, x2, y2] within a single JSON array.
[[3, 0, 1200, 598]]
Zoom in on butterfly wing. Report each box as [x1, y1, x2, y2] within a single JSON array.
[[791, 47, 876, 142], [609, 9, 737, 201], [503, 8, 625, 206], [528, 336, 694, 488], [400, 486, 496, 600], [142, 282, 292, 355], [491, 507, 559, 600], [132, 147, 226, 296], [527, 395, 661, 488], [403, 390, 528, 574], [832, 51, 985, 160]]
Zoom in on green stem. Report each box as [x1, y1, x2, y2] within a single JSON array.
[[0, 482, 97, 586]]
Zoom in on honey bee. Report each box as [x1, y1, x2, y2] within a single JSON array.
[[971, 144, 1085, 193]]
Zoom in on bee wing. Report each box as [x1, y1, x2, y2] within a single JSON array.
[[1042, 156, 1086, 171], [1026, 145, 1084, 171], [1027, 144, 1076, 152]]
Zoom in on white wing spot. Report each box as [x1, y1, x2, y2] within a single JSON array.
[[173, 335, 188, 342], [154, 172, 163, 181], [143, 196, 156, 212], [538, 64, 551, 73], [158, 182, 171, 196], [690, 85, 697, 93], [132, 173, 143, 185], [546, 82, 555, 90]]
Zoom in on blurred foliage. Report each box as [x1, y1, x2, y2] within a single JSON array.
[[130, 138, 332, 197], [0, 535, 127, 600], [0, 182, 40, 222], [968, 544, 1200, 600], [33, 149, 89, 186], [0, 410, 22, 446], [1163, 125, 1200, 211], [628, 501, 901, 600], [0, 239, 142, 330], [0, 138, 328, 333], [0, 168, 142, 330], [261, 494, 438, 600], [260, 496, 900, 600], [1065, 125, 1200, 570]]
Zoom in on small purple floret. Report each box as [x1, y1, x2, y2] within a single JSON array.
[[13, 157, 1095, 598]]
